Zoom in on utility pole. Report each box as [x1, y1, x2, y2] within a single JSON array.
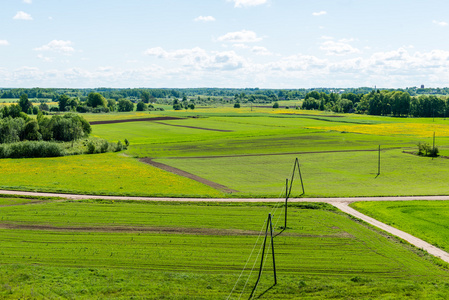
[[285, 179, 288, 229], [377, 145, 381, 177]]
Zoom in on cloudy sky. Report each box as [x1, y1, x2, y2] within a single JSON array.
[[1, 0, 449, 88]]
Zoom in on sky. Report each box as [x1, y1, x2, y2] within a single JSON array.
[[1, 0, 449, 88]]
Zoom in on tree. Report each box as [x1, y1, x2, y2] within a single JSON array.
[[117, 99, 134, 112], [23, 119, 42, 141], [272, 102, 279, 108], [87, 92, 107, 108], [58, 94, 70, 112], [136, 101, 147, 111], [18, 93, 32, 113], [141, 91, 151, 103], [107, 99, 116, 111]]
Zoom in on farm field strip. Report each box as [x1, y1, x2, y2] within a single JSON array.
[[154, 149, 449, 197], [2, 190, 449, 269], [2, 199, 449, 298]]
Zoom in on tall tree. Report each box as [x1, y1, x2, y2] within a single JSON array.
[[87, 92, 107, 108], [18, 93, 32, 113]]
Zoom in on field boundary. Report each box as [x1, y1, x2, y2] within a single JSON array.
[[89, 116, 183, 125], [139, 158, 239, 194], [162, 147, 406, 160]]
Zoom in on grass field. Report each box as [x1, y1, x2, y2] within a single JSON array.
[[2, 198, 449, 299], [0, 153, 222, 197], [155, 149, 449, 197], [350, 201, 449, 252], [2, 109, 449, 197]]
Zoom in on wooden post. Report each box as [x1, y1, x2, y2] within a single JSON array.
[[285, 179, 288, 229], [377, 145, 381, 176]]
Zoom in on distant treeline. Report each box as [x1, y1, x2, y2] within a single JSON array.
[[2, 86, 449, 101], [301, 90, 449, 117]]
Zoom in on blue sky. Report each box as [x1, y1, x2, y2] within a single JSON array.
[[1, 0, 449, 88]]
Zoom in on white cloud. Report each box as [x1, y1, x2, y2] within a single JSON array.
[[320, 40, 360, 56], [37, 54, 52, 62], [13, 11, 33, 20], [34, 40, 75, 54], [312, 11, 327, 16], [217, 30, 262, 43], [233, 43, 249, 49], [23, 0, 32, 4], [194, 16, 215, 22], [0, 40, 10, 46], [252, 46, 272, 56], [433, 20, 448, 26], [144, 46, 246, 71], [231, 0, 267, 8]]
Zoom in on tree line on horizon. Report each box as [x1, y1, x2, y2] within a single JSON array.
[[2, 86, 449, 102], [301, 90, 449, 117]]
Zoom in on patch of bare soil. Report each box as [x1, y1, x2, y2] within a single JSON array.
[[0, 223, 259, 235], [0, 223, 352, 238], [89, 116, 183, 125], [140, 158, 239, 194]]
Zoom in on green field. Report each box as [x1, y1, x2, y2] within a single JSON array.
[[0, 153, 221, 197], [2, 109, 449, 197], [350, 201, 449, 252], [2, 198, 449, 299]]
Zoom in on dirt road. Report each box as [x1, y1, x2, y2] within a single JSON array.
[[2, 189, 449, 263]]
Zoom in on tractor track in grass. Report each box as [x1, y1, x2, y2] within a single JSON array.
[[1, 189, 449, 263], [139, 157, 239, 194], [90, 117, 233, 132]]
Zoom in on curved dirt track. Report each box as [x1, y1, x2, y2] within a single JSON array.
[[2, 189, 449, 263]]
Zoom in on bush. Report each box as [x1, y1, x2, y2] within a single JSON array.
[[115, 140, 123, 152], [100, 140, 109, 153], [0, 141, 64, 158], [234, 102, 240, 108], [417, 142, 439, 157], [87, 142, 96, 154]]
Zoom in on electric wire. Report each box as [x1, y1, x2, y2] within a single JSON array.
[[227, 218, 267, 300], [228, 178, 289, 299]]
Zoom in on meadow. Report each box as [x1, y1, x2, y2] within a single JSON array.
[[2, 197, 449, 299], [1, 108, 449, 197]]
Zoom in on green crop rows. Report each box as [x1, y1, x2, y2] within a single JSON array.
[[1, 198, 449, 298]]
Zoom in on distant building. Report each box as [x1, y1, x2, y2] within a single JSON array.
[[421, 85, 425, 89]]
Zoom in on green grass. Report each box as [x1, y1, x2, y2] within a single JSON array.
[[156, 149, 449, 197], [0, 198, 39, 206], [0, 153, 222, 197], [350, 201, 449, 252], [2, 199, 449, 298]]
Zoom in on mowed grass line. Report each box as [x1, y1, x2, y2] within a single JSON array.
[[156, 149, 449, 197], [0, 153, 222, 197], [350, 201, 449, 252], [2, 200, 449, 298]]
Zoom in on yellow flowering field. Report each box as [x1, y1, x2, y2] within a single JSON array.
[[307, 122, 449, 137], [0, 153, 222, 197]]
